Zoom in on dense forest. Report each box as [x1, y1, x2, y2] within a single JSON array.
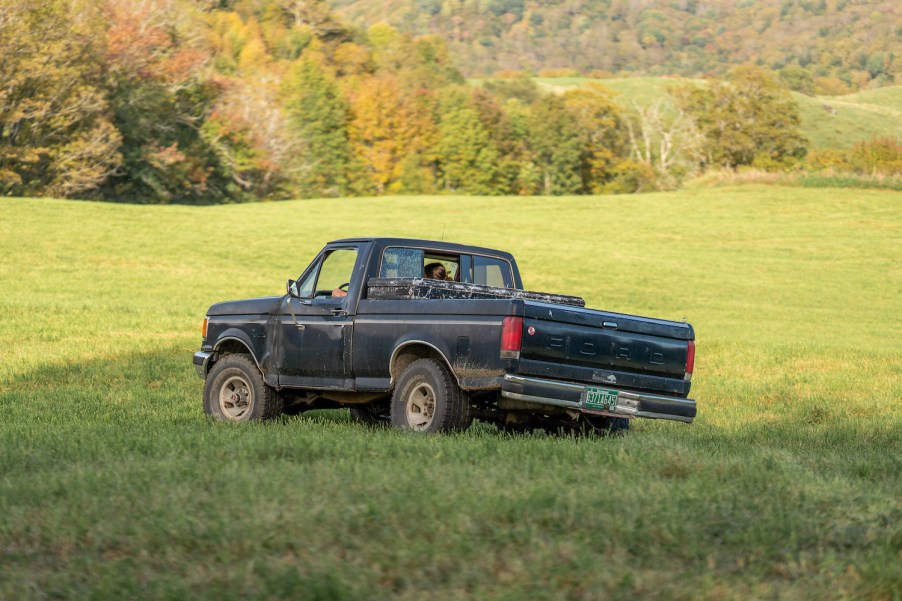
[[0, 0, 899, 204], [330, 0, 900, 92]]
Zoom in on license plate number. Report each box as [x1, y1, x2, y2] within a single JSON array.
[[583, 387, 619, 411]]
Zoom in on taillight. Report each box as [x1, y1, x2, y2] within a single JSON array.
[[501, 316, 523, 359], [685, 340, 695, 377], [202, 317, 209, 339]]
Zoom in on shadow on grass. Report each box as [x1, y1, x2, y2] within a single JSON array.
[[5, 342, 901, 458]]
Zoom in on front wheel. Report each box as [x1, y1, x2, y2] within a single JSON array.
[[390, 359, 472, 433], [203, 354, 283, 422]]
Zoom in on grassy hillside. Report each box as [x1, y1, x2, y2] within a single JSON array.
[[535, 77, 902, 150], [329, 0, 901, 83], [798, 88, 902, 149], [838, 87, 902, 112], [1, 188, 901, 599]]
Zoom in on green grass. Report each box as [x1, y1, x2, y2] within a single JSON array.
[[798, 173, 902, 191], [2, 187, 901, 600], [535, 76, 902, 150], [797, 89, 902, 149], [833, 87, 902, 114], [536, 76, 705, 110]]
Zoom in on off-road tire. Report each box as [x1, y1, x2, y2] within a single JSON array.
[[203, 354, 283, 422], [390, 359, 472, 433]]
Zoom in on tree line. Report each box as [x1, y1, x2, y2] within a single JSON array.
[[333, 0, 900, 94], [2, 0, 885, 204]]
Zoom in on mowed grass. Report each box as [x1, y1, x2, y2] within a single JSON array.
[[1, 187, 901, 600], [536, 76, 902, 150]]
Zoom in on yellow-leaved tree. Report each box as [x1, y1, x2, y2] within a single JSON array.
[[0, 0, 121, 198], [349, 75, 438, 194]]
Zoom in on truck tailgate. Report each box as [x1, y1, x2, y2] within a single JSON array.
[[518, 301, 694, 397]]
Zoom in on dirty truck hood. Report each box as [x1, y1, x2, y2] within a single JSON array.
[[206, 296, 283, 316]]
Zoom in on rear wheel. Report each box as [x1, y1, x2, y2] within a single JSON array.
[[203, 355, 283, 422], [390, 359, 472, 433]]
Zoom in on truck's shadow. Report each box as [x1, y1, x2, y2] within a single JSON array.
[[4, 346, 609, 438]]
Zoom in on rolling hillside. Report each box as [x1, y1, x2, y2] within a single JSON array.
[[532, 77, 902, 149], [329, 0, 901, 85]]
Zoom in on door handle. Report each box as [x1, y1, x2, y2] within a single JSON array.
[[603, 321, 618, 329], [331, 308, 348, 316]]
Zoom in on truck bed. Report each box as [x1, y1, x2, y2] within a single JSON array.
[[366, 277, 586, 307], [367, 277, 694, 397]]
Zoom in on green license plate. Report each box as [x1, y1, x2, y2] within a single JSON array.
[[583, 387, 619, 411]]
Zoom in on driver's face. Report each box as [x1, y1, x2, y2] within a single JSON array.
[[434, 267, 447, 279]]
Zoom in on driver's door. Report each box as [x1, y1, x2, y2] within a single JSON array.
[[278, 246, 359, 388]]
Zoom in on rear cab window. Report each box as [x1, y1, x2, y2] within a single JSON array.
[[470, 255, 513, 288], [379, 246, 514, 288]]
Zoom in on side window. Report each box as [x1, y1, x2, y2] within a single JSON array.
[[380, 247, 423, 278], [473, 256, 513, 288], [297, 268, 317, 298], [315, 248, 358, 296], [296, 248, 358, 299]]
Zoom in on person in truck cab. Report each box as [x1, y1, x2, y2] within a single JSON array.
[[424, 262, 451, 280]]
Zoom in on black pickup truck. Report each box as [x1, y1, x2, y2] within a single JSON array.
[[193, 238, 696, 433]]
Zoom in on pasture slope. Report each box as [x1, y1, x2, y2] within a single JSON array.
[[535, 77, 902, 150], [1, 186, 900, 600]]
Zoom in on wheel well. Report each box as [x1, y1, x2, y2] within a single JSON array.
[[214, 339, 257, 366], [390, 343, 454, 385]]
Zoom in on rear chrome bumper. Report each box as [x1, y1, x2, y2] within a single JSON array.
[[193, 351, 214, 379], [501, 374, 696, 423]]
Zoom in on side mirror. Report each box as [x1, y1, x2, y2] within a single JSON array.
[[286, 279, 298, 297]]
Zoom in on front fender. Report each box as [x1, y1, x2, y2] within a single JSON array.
[[212, 329, 262, 367]]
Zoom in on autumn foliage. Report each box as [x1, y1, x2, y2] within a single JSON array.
[[0, 0, 892, 203]]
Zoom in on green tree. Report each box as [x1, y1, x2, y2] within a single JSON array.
[[562, 83, 627, 192], [366, 24, 463, 89], [502, 99, 543, 195], [436, 105, 506, 195], [284, 52, 353, 197], [779, 64, 816, 95], [528, 95, 586, 195], [673, 66, 807, 169], [482, 74, 542, 104]]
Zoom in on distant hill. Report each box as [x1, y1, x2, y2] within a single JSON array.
[[328, 0, 900, 89], [526, 77, 902, 149]]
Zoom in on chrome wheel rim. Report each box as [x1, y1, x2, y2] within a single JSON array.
[[219, 375, 253, 420], [405, 382, 436, 430]]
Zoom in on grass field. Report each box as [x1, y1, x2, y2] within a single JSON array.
[[1, 187, 901, 600], [534, 77, 902, 150]]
